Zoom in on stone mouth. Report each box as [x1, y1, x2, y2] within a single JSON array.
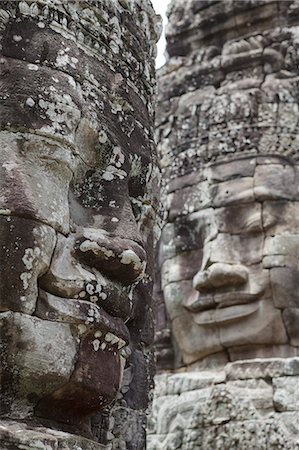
[[36, 288, 130, 346], [38, 270, 133, 322], [186, 291, 261, 313], [215, 292, 262, 308], [193, 302, 259, 326], [192, 300, 260, 326]]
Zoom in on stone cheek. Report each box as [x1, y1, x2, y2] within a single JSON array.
[[0, 312, 77, 418], [148, 359, 299, 450]]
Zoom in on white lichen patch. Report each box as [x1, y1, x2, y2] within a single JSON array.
[[56, 47, 78, 69], [2, 161, 18, 171], [111, 102, 122, 115], [120, 249, 145, 274], [112, 146, 125, 168], [82, 227, 108, 242], [129, 154, 142, 177], [22, 247, 41, 270], [78, 324, 87, 335], [20, 271, 32, 290], [92, 339, 100, 351], [27, 63, 39, 71], [102, 166, 127, 181], [79, 240, 114, 259], [39, 91, 81, 136], [102, 146, 127, 180], [98, 130, 108, 144], [0, 209, 11, 215], [25, 97, 35, 107]]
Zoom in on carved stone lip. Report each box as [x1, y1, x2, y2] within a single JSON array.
[[193, 301, 260, 326], [38, 271, 133, 321], [215, 292, 261, 308], [186, 292, 261, 313], [36, 289, 130, 344]]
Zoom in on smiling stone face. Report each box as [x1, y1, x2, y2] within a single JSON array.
[[0, 0, 160, 446], [156, 0, 299, 370], [161, 157, 299, 366]]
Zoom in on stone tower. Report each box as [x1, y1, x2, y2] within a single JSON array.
[[149, 1, 299, 448], [0, 1, 160, 449]]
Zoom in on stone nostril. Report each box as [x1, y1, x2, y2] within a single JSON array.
[[193, 263, 248, 291]]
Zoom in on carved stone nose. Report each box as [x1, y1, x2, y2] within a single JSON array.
[[75, 229, 146, 286], [193, 263, 248, 291]]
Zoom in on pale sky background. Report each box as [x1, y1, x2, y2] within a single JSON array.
[[151, 0, 170, 68]]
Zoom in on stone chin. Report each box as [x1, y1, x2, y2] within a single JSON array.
[[0, 307, 130, 426]]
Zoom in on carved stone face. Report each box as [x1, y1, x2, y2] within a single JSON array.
[[0, 0, 159, 436], [155, 0, 299, 369], [162, 157, 299, 366]]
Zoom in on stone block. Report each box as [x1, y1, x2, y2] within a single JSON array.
[[228, 345, 299, 362], [219, 299, 288, 349], [226, 357, 299, 381], [283, 308, 299, 346], [171, 313, 223, 364], [0, 420, 105, 450], [263, 254, 298, 269], [270, 267, 299, 308], [161, 249, 203, 286], [163, 280, 193, 320], [0, 132, 73, 234], [263, 200, 299, 236], [226, 379, 273, 413], [210, 177, 254, 207], [168, 182, 212, 221], [209, 232, 264, 265], [273, 376, 299, 411], [215, 203, 262, 234], [264, 235, 299, 258], [208, 158, 256, 182], [254, 164, 297, 200], [0, 312, 77, 417]]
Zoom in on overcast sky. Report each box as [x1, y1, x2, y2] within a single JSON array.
[[151, 0, 170, 68]]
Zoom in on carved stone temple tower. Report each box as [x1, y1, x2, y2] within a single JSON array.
[[0, 1, 160, 449], [149, 1, 299, 448]]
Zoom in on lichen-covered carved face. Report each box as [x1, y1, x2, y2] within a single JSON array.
[[156, 0, 299, 369], [161, 157, 299, 366], [0, 0, 159, 436]]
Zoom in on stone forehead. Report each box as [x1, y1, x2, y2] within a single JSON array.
[[165, 157, 299, 215]]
